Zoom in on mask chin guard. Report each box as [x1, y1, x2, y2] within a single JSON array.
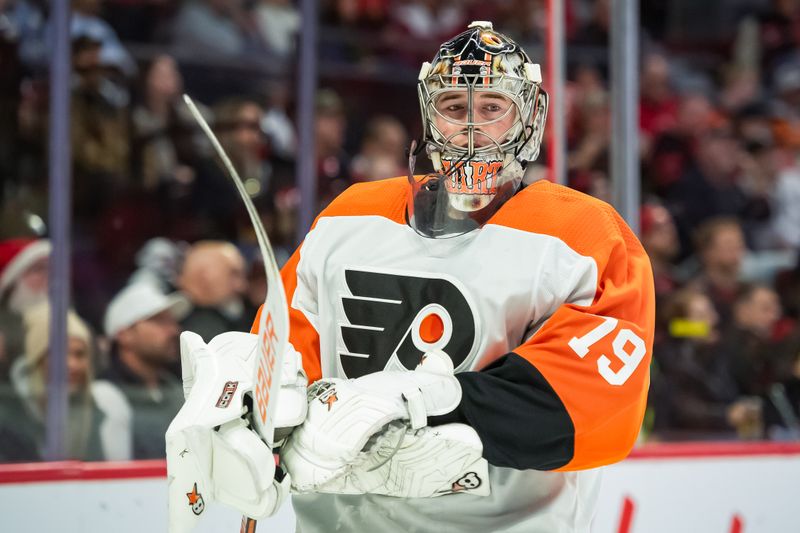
[[406, 141, 523, 239]]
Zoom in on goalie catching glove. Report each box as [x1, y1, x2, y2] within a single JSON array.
[[316, 421, 490, 498], [165, 331, 307, 533], [281, 350, 488, 496]]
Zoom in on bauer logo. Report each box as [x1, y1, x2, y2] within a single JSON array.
[[338, 268, 478, 378], [186, 483, 205, 515], [215, 381, 239, 408]]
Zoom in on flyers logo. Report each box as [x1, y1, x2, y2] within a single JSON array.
[[339, 269, 478, 378]]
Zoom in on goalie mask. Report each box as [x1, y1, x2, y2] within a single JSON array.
[[408, 21, 549, 238]]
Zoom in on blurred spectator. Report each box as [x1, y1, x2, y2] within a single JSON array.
[[101, 282, 188, 459], [719, 66, 762, 114], [0, 238, 49, 381], [776, 256, 800, 321], [665, 128, 755, 254], [350, 114, 408, 182], [386, 0, 466, 66], [764, 371, 800, 440], [70, 34, 131, 223], [567, 88, 610, 193], [572, 0, 610, 46], [13, 0, 136, 76], [172, 0, 264, 59], [688, 217, 748, 323], [131, 54, 206, 193], [128, 237, 187, 294], [651, 288, 763, 440], [770, 56, 800, 150], [754, 0, 800, 74], [735, 102, 777, 152], [640, 203, 680, 299], [254, 0, 300, 58], [315, 89, 352, 208], [70, 0, 136, 77], [743, 138, 800, 250], [389, 0, 465, 42], [177, 241, 249, 341], [639, 54, 679, 141], [4, 302, 132, 461], [260, 81, 296, 159], [215, 97, 269, 197], [720, 284, 785, 397]]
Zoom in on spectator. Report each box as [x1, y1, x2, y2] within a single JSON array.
[[254, 0, 300, 58], [259, 81, 296, 159], [172, 0, 263, 59], [214, 97, 269, 197], [639, 53, 679, 141], [770, 56, 800, 151], [70, 0, 136, 77], [350, 115, 408, 182], [688, 217, 748, 324], [567, 88, 610, 193], [720, 284, 784, 398], [131, 54, 205, 193], [187, 97, 268, 240], [177, 241, 249, 341], [762, 329, 800, 439], [70, 34, 131, 224], [743, 138, 800, 251], [128, 237, 187, 295], [640, 203, 680, 299], [101, 283, 188, 459], [5, 302, 131, 461], [666, 130, 752, 256], [0, 238, 50, 381], [315, 89, 352, 208], [651, 288, 763, 440]]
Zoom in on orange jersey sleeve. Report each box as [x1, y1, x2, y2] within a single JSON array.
[[432, 181, 655, 471]]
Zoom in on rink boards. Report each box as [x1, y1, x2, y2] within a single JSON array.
[[1, 442, 798, 532]]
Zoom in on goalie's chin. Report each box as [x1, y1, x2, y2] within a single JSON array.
[[448, 193, 494, 212]]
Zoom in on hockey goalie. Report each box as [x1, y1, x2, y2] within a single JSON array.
[[165, 20, 655, 533]]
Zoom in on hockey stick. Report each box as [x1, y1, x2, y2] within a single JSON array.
[[183, 94, 290, 533]]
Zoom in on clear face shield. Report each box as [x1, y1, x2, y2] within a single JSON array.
[[406, 140, 523, 238], [407, 68, 547, 238]]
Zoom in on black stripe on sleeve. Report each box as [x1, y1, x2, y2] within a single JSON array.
[[427, 352, 575, 470]]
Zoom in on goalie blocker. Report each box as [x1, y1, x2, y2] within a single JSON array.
[[165, 332, 307, 533]]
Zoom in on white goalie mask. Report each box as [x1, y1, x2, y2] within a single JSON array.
[[408, 21, 548, 238]]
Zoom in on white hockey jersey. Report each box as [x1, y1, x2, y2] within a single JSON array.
[[253, 177, 655, 532]]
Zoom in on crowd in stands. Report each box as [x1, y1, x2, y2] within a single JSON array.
[[0, 0, 799, 462]]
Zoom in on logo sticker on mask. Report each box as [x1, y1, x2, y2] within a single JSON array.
[[441, 159, 503, 196]]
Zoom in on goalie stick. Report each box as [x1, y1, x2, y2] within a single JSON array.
[[183, 94, 290, 533]]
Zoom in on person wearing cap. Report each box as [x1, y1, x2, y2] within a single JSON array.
[[2, 301, 131, 462], [100, 282, 189, 459], [0, 238, 50, 382]]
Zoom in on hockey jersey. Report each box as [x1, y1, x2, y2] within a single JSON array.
[[253, 177, 655, 532]]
